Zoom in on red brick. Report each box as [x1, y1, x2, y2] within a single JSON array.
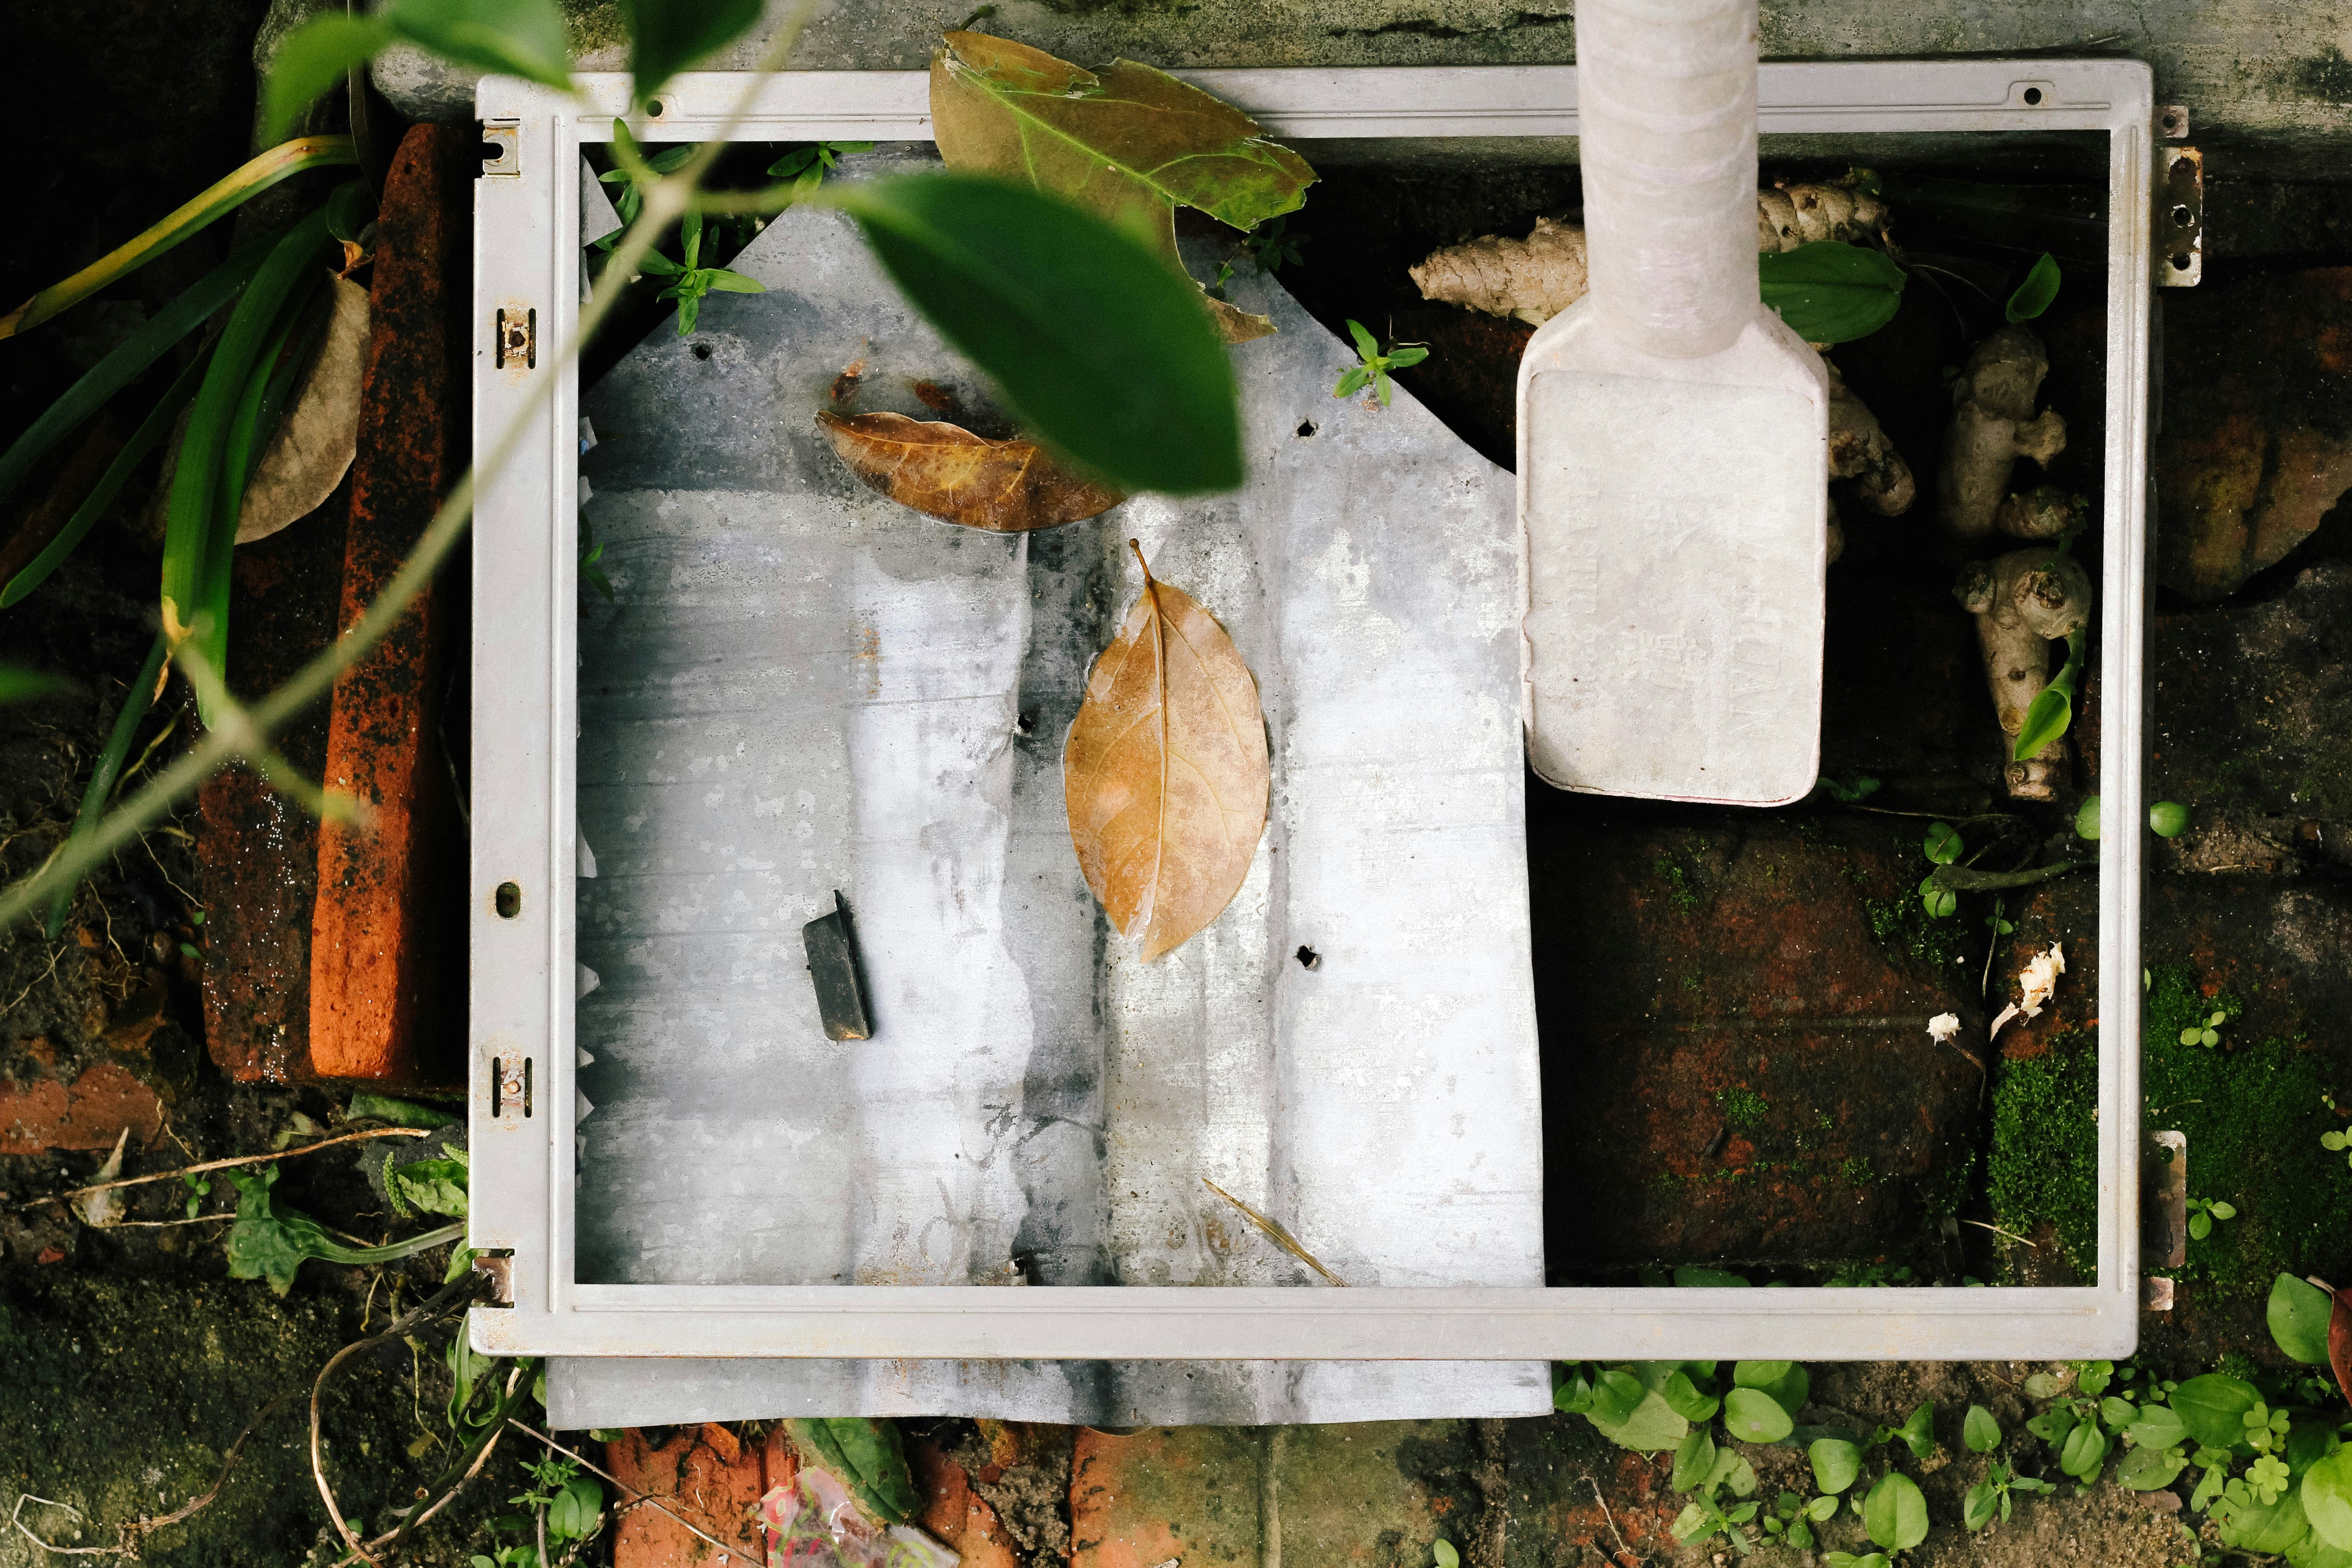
[[909, 1437, 1019, 1568], [0, 1062, 163, 1153], [307, 122, 470, 1085], [608, 1425, 768, 1568], [1071, 1427, 1261, 1568]]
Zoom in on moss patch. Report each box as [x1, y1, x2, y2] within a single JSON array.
[[1864, 894, 1971, 976], [1988, 1032, 2100, 1276], [2142, 965, 2352, 1298], [1715, 1085, 1769, 1130]]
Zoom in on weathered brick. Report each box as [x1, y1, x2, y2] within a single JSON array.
[[1528, 803, 1983, 1270], [607, 1424, 768, 1567], [307, 121, 470, 1085], [0, 1061, 163, 1153], [910, 1436, 1020, 1568], [1071, 1427, 1262, 1568]]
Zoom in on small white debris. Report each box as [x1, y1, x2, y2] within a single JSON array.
[[1926, 1012, 1960, 1044], [2019, 942, 2067, 1017], [73, 1128, 129, 1228]]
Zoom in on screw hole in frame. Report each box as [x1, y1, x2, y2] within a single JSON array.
[[495, 880, 523, 918], [2022, 86, 2044, 106]]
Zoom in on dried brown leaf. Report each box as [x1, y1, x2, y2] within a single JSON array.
[[816, 410, 1123, 531], [1064, 542, 1268, 961], [236, 274, 368, 544]]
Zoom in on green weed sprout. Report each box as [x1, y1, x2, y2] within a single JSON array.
[[1334, 319, 1427, 408]]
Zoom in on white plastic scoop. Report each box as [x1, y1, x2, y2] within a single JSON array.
[[1518, 0, 1828, 804]]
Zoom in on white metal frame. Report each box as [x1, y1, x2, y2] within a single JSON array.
[[470, 58, 2153, 1359]]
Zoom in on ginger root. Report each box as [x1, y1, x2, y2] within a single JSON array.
[[1826, 359, 1914, 517], [1991, 482, 2089, 541], [1412, 180, 1888, 327], [1937, 325, 2067, 540], [1954, 546, 2093, 800]]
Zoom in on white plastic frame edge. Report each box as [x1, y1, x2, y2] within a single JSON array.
[[470, 57, 2152, 1360]]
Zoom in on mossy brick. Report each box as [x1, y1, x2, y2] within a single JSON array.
[[1528, 800, 1981, 1272], [1071, 1427, 1263, 1568]]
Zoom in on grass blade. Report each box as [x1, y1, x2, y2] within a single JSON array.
[[202, 270, 333, 641], [1202, 1177, 1346, 1285], [161, 206, 336, 699], [0, 228, 284, 513], [45, 632, 169, 939], [0, 137, 355, 340], [1, 350, 211, 610]]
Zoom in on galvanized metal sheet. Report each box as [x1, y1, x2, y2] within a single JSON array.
[[550, 157, 1546, 1424]]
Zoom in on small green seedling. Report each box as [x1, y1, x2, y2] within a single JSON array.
[[2006, 252, 2062, 323], [1244, 214, 1305, 272], [580, 514, 614, 602], [2185, 1196, 2236, 1241], [766, 140, 875, 186], [1817, 775, 1881, 803], [1759, 1490, 1840, 1551], [1923, 821, 1963, 864], [2321, 1127, 2352, 1168], [181, 1170, 212, 1220], [1919, 875, 1957, 919], [2075, 795, 2191, 840], [1963, 1458, 2054, 1529], [639, 212, 765, 337], [2179, 1009, 2227, 1049], [1432, 1540, 1458, 1568], [1334, 320, 1427, 408]]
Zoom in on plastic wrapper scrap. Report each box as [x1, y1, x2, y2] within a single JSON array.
[[758, 1467, 960, 1568]]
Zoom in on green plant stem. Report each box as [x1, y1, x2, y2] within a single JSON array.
[[1929, 858, 2091, 893], [1, 350, 212, 609], [43, 631, 169, 939], [0, 6, 822, 937], [0, 228, 283, 512], [203, 269, 334, 653], [0, 136, 355, 339]]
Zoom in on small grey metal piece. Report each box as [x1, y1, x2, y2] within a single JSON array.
[[2159, 147, 2202, 287], [803, 891, 873, 1041], [481, 119, 520, 178], [2145, 1129, 2187, 1269], [2143, 1276, 2175, 1312], [2159, 105, 2190, 139]]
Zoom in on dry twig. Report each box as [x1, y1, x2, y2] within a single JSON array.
[[3, 1126, 432, 1215]]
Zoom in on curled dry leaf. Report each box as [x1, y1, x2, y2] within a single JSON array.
[[237, 273, 368, 544], [816, 410, 1124, 531], [1064, 542, 1268, 961]]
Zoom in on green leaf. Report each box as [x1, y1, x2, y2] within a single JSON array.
[[1896, 1400, 1936, 1460], [1432, 1540, 1458, 1568], [547, 1475, 602, 1540], [1588, 1368, 1644, 1427], [2013, 682, 2072, 762], [2148, 800, 2191, 837], [1923, 822, 1963, 864], [2172, 1375, 2262, 1449], [1862, 1472, 1929, 1551], [1334, 365, 1370, 399], [387, 1154, 471, 1219], [1672, 1265, 1751, 1287], [2226, 1488, 2318, 1555], [1723, 1388, 1794, 1444], [1919, 875, 1958, 919], [2026, 1407, 2077, 1445], [1733, 1361, 1793, 1390], [1964, 1405, 2002, 1454], [2075, 795, 2102, 840], [2005, 252, 2062, 323], [347, 1093, 460, 1128], [1660, 1370, 1721, 1423], [785, 1419, 917, 1524], [1386, 344, 1429, 368], [822, 174, 1240, 496], [2060, 1420, 2109, 1479], [932, 31, 1314, 238], [0, 665, 72, 703], [1590, 1389, 1691, 1452], [2270, 1275, 2340, 1367], [262, 15, 394, 141], [1347, 319, 1380, 360], [619, 0, 760, 104], [1963, 1480, 1999, 1530], [2099, 1396, 2138, 1431], [1673, 1428, 1718, 1492], [2127, 1404, 2189, 1452], [2309, 1447, 2352, 1550], [388, 0, 573, 89], [704, 269, 766, 295], [1824, 1555, 1890, 1568], [2118, 1444, 2188, 1491], [2189, 1209, 2212, 1240], [1757, 241, 1907, 344], [1809, 1438, 1862, 1494]]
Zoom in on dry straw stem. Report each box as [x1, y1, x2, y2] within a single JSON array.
[[1, 1125, 430, 1215], [1202, 1177, 1345, 1285], [0, 2, 823, 935]]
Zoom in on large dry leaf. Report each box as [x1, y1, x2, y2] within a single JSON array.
[[236, 273, 368, 544], [1064, 542, 1268, 961], [930, 30, 1311, 346], [816, 410, 1124, 531]]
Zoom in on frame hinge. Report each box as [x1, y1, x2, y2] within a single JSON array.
[[495, 305, 538, 371], [2158, 146, 2202, 287], [481, 118, 521, 178]]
